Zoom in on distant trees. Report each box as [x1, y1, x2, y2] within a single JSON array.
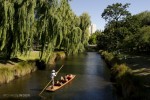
[[88, 30, 101, 45]]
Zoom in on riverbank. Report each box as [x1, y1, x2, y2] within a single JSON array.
[[0, 51, 66, 85], [99, 50, 150, 100], [0, 60, 37, 85]]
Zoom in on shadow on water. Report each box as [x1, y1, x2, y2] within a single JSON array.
[[0, 52, 117, 100]]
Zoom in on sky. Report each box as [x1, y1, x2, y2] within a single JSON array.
[[69, 0, 150, 30]]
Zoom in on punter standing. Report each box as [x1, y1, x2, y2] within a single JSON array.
[[51, 70, 57, 89]]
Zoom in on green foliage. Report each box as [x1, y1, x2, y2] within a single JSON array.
[[58, 0, 85, 55], [0, 0, 36, 59], [67, 27, 83, 55], [101, 51, 114, 61], [88, 30, 101, 44], [101, 3, 131, 22], [111, 63, 149, 99], [136, 11, 150, 26], [111, 64, 131, 78], [122, 12, 150, 52], [99, 3, 131, 51], [99, 3, 150, 53], [36, 0, 62, 62], [48, 51, 66, 65], [140, 26, 150, 44], [79, 13, 91, 46], [0, 0, 91, 61]]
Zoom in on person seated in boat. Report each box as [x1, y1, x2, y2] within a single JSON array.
[[60, 76, 68, 83], [66, 74, 73, 80], [51, 70, 57, 89], [65, 75, 68, 80], [54, 80, 61, 86]]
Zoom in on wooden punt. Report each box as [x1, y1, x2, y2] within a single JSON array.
[[46, 75, 76, 92]]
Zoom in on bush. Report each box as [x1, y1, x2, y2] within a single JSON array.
[[101, 51, 114, 61], [111, 64, 131, 78]]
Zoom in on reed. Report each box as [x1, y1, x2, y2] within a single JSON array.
[[15, 61, 37, 77], [0, 60, 37, 85], [0, 67, 14, 84]]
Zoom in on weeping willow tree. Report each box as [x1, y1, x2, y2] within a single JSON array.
[[36, 0, 91, 56], [79, 13, 91, 47], [36, 0, 63, 62], [57, 0, 84, 55], [0, 0, 91, 61], [0, 0, 36, 59]]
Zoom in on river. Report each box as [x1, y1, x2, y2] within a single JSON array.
[[0, 52, 116, 100]]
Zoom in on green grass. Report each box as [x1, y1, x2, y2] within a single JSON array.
[[17, 51, 66, 61], [17, 51, 40, 60], [0, 61, 37, 85], [0, 51, 39, 85]]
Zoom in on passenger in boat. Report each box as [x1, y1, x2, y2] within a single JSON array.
[[60, 76, 68, 83], [60, 76, 65, 83], [67, 74, 73, 80], [55, 81, 61, 86], [51, 70, 57, 89], [60, 76, 64, 80]]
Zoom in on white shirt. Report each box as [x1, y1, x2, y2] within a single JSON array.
[[51, 72, 56, 79]]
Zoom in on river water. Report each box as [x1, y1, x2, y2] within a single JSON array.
[[0, 52, 116, 100]]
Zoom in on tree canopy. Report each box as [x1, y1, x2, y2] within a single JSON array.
[[98, 3, 150, 53], [0, 0, 91, 62], [102, 3, 131, 23]]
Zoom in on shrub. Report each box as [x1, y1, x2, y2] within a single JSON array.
[[111, 64, 131, 78], [101, 51, 114, 61]]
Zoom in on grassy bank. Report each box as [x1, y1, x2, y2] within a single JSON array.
[[0, 51, 66, 85], [100, 50, 150, 100], [0, 61, 36, 85], [47, 51, 66, 66]]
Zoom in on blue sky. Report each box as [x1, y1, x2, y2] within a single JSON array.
[[70, 0, 150, 30]]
